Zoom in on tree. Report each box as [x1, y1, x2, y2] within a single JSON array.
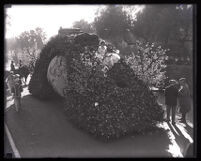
[[132, 4, 193, 61], [5, 38, 21, 65], [93, 5, 132, 44], [16, 27, 46, 71], [6, 27, 46, 69], [73, 19, 95, 33], [124, 41, 168, 87]]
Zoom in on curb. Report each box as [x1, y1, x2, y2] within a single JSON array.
[[4, 123, 21, 158]]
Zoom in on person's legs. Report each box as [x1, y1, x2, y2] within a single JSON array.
[[14, 98, 20, 112], [14, 98, 18, 111], [181, 112, 187, 123], [19, 97, 21, 109], [166, 105, 171, 121], [172, 106, 176, 124]]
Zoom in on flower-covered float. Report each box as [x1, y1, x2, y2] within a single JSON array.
[[28, 28, 164, 141]]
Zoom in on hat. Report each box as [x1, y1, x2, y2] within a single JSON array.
[[14, 74, 20, 77], [169, 79, 178, 84], [13, 74, 20, 80], [179, 78, 186, 81], [100, 40, 105, 45]]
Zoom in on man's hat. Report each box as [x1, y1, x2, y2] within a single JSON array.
[[100, 40, 105, 45], [179, 78, 186, 81], [169, 79, 178, 84], [14, 74, 20, 80]]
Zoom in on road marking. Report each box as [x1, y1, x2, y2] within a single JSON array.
[[5, 123, 21, 158]]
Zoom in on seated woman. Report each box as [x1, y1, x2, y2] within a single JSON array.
[[97, 40, 107, 59], [103, 44, 120, 68]]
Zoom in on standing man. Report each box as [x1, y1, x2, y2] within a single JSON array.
[[165, 79, 179, 125], [19, 60, 22, 68], [178, 78, 191, 124], [10, 61, 15, 72]]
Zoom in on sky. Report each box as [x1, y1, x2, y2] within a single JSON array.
[[5, 5, 143, 40], [5, 5, 100, 40]]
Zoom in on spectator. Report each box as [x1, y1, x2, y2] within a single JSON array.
[[10, 61, 15, 72], [164, 79, 179, 125], [178, 78, 191, 124], [11, 74, 23, 112], [19, 60, 22, 68]]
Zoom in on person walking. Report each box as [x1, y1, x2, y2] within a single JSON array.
[[11, 74, 23, 112], [178, 78, 191, 124], [164, 79, 179, 125]]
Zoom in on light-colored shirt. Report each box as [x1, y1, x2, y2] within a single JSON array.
[[98, 45, 107, 57], [6, 74, 15, 90], [103, 52, 120, 68]]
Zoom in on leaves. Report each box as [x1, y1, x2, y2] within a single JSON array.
[[124, 41, 167, 87], [64, 58, 164, 140]]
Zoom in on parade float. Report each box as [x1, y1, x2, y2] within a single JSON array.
[[28, 28, 164, 140]]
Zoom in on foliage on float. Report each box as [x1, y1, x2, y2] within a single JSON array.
[[28, 33, 99, 99], [28, 35, 74, 99], [29, 33, 164, 140], [63, 46, 164, 140]]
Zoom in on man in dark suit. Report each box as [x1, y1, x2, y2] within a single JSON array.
[[10, 61, 15, 72], [165, 79, 179, 125]]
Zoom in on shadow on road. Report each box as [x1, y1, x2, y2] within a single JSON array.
[[167, 122, 193, 156]]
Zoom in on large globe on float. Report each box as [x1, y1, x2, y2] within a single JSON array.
[[47, 55, 68, 97]]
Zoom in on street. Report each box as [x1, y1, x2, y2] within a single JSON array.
[[4, 83, 193, 158]]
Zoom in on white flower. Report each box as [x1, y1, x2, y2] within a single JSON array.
[[95, 102, 99, 107]]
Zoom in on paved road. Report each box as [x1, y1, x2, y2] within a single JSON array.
[[4, 87, 194, 158]]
